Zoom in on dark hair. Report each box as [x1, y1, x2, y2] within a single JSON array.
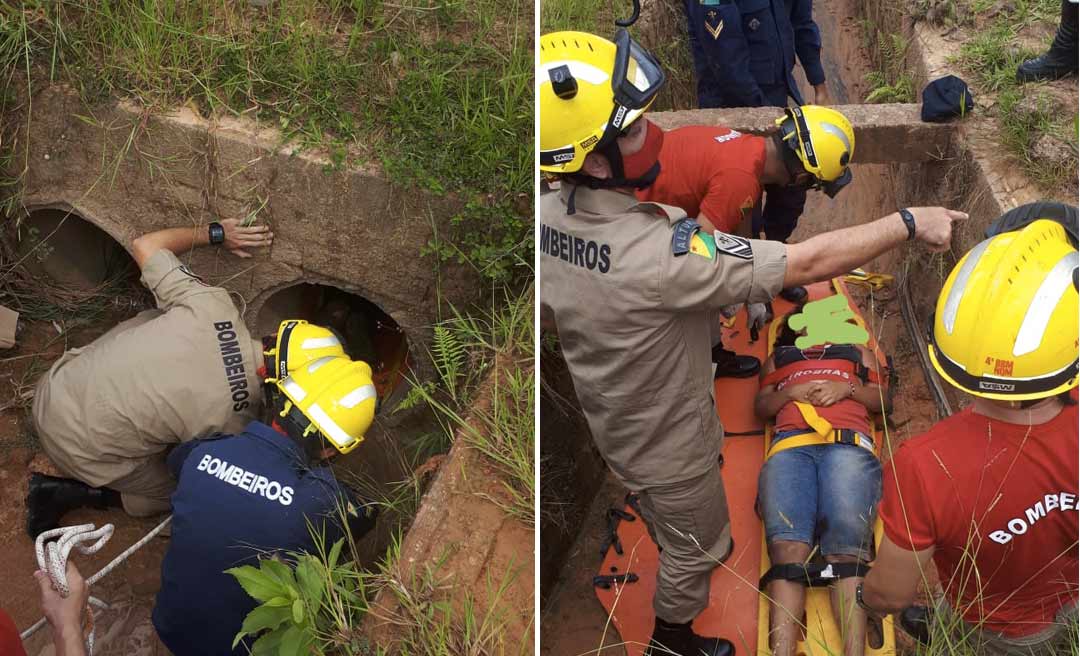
[[773, 306, 805, 350]]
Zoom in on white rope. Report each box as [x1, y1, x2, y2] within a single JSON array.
[[20, 516, 173, 654]]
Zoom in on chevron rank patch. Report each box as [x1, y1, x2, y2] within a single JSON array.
[[713, 231, 753, 260], [689, 232, 715, 259]]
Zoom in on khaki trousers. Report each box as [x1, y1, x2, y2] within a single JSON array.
[[107, 456, 176, 517], [637, 466, 733, 623]]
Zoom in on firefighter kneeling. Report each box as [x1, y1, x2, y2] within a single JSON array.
[[152, 354, 379, 656]]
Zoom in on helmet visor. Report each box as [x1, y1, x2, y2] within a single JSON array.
[[610, 29, 665, 113]]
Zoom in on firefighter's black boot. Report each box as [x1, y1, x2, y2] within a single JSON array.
[[1017, 0, 1078, 82], [644, 618, 735, 656], [711, 345, 760, 379], [26, 473, 121, 539]]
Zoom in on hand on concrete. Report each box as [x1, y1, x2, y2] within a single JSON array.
[[909, 207, 968, 252], [221, 218, 274, 259], [814, 84, 832, 106], [35, 562, 88, 656]]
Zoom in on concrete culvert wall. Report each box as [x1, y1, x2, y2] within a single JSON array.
[[11, 85, 482, 385], [255, 282, 411, 401]]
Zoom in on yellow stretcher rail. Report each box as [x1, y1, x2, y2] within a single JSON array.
[[756, 278, 897, 655]]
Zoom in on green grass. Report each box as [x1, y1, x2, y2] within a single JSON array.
[[952, 3, 1077, 192], [860, 29, 916, 103], [395, 283, 534, 524], [232, 506, 530, 655], [541, 0, 696, 110], [0, 0, 532, 283]]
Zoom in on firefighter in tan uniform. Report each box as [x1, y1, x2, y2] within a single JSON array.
[[26, 218, 273, 537], [538, 30, 967, 656]]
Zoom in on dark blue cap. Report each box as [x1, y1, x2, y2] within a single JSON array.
[[921, 75, 975, 122]]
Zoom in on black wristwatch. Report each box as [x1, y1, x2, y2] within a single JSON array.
[[855, 582, 878, 615], [899, 208, 916, 241], [208, 221, 226, 246]]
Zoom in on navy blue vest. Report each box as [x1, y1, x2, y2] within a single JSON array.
[[152, 422, 356, 655]]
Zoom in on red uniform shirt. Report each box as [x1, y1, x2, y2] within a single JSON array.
[[636, 126, 765, 233], [773, 359, 873, 437], [0, 609, 27, 656], [880, 404, 1079, 637]]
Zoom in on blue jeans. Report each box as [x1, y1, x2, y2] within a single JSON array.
[[758, 432, 882, 558]]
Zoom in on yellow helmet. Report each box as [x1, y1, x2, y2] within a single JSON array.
[[263, 320, 347, 383], [539, 29, 665, 173], [775, 105, 855, 197], [929, 219, 1079, 401], [277, 356, 377, 454]]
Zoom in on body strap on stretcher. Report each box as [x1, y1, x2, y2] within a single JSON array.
[[759, 560, 872, 589], [765, 403, 878, 460]]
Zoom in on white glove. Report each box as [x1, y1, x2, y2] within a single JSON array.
[[747, 302, 772, 342]]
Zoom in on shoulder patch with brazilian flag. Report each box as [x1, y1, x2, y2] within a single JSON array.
[[689, 232, 716, 259], [671, 218, 717, 259]]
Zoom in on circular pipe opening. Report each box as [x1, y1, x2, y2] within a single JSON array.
[[256, 283, 410, 399], [19, 208, 139, 290]]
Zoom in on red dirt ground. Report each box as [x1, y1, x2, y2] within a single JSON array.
[[0, 316, 170, 655]]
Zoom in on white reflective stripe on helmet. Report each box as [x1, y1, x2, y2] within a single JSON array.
[[1014, 251, 1079, 357], [282, 378, 307, 402], [306, 403, 356, 449], [537, 60, 610, 88], [340, 384, 377, 409], [818, 122, 852, 155], [942, 237, 992, 335], [307, 356, 337, 374], [300, 336, 341, 350]]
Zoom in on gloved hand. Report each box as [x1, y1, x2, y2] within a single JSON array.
[[719, 303, 741, 320], [747, 302, 773, 343]]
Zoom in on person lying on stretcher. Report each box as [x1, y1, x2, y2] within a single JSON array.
[[753, 307, 887, 656]]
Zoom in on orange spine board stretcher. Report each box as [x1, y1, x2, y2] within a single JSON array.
[[595, 279, 896, 655]]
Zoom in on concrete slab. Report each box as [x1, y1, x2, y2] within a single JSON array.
[[648, 103, 956, 164]]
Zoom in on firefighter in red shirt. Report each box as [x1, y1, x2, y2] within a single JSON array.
[[860, 203, 1079, 655], [637, 105, 855, 376]]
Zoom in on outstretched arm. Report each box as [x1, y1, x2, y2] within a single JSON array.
[[131, 219, 273, 269], [784, 207, 967, 288]]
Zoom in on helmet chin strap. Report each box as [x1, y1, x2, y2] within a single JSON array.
[[563, 138, 660, 214]]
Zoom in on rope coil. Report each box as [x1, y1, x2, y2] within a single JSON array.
[[20, 517, 173, 654]]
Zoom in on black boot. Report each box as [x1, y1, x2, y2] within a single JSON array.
[[779, 286, 808, 304], [1017, 0, 1078, 82], [645, 618, 735, 656], [26, 473, 121, 539], [711, 345, 760, 379], [898, 605, 932, 646]]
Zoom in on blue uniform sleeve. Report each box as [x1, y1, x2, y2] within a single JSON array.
[[167, 441, 201, 479], [684, 0, 768, 107], [789, 0, 825, 86]]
